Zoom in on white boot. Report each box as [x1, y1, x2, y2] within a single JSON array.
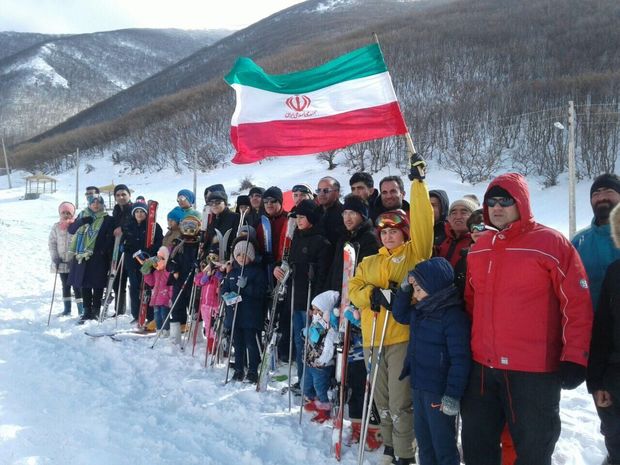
[[170, 322, 181, 345]]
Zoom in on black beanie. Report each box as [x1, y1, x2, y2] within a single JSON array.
[[236, 195, 251, 208], [291, 199, 320, 225], [263, 186, 283, 204], [114, 184, 130, 195], [204, 184, 225, 197], [249, 186, 265, 196], [207, 190, 228, 203], [343, 194, 369, 220], [591, 173, 620, 198], [485, 185, 513, 200]]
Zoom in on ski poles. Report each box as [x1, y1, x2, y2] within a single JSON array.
[[47, 266, 59, 326], [151, 269, 195, 349], [299, 263, 314, 425], [287, 266, 296, 412], [358, 308, 390, 465]]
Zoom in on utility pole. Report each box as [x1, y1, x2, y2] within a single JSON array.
[[75, 148, 80, 209], [193, 150, 198, 208], [568, 101, 576, 239], [1, 138, 12, 189]]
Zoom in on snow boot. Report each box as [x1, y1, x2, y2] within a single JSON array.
[[311, 402, 331, 423], [170, 322, 182, 344], [76, 300, 84, 316], [61, 300, 71, 316], [365, 425, 383, 451], [380, 446, 395, 465], [303, 399, 319, 412], [347, 420, 361, 445], [245, 371, 258, 384], [393, 457, 416, 465], [232, 370, 245, 381]]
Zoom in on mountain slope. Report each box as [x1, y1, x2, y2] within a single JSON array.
[[0, 28, 230, 143]]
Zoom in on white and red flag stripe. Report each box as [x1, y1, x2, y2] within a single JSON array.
[[224, 43, 407, 164]]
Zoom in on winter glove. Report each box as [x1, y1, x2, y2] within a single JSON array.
[[140, 259, 156, 275], [344, 306, 361, 327], [559, 361, 586, 390], [370, 287, 393, 312], [407, 151, 427, 181], [52, 256, 63, 266], [236, 275, 247, 289], [81, 216, 93, 225], [440, 395, 460, 416]]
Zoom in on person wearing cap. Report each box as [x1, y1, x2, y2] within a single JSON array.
[[280, 199, 332, 393], [349, 154, 434, 465], [121, 201, 163, 322], [163, 207, 184, 248], [371, 175, 411, 224], [246, 186, 265, 228], [326, 193, 383, 450], [392, 257, 471, 465], [451, 209, 485, 297], [461, 173, 593, 465], [204, 189, 240, 261], [429, 189, 450, 247], [349, 172, 378, 205], [257, 186, 289, 267], [291, 183, 314, 206], [176, 189, 200, 219], [201, 184, 225, 231], [435, 198, 477, 268], [588, 203, 620, 465], [572, 173, 620, 310], [68, 195, 115, 324], [221, 238, 267, 384], [316, 176, 346, 248], [49, 201, 83, 316]]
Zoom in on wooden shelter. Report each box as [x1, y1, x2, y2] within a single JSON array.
[[24, 173, 57, 200]]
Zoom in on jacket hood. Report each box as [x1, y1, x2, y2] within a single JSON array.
[[429, 189, 450, 221], [611, 203, 620, 248], [483, 173, 534, 232]]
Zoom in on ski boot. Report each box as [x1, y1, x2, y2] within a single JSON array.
[[365, 425, 383, 451]]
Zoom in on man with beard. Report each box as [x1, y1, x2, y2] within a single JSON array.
[[371, 176, 410, 224], [573, 173, 620, 310]]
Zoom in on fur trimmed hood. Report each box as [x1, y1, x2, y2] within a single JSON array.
[[611, 203, 620, 248]]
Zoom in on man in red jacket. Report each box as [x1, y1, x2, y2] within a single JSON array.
[[461, 172, 593, 465]]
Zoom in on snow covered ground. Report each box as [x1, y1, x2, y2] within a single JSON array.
[[0, 155, 608, 464]]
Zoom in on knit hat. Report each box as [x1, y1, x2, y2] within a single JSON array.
[[292, 183, 313, 195], [409, 257, 454, 295], [177, 189, 196, 205], [237, 224, 257, 242], [156, 246, 170, 261], [343, 194, 369, 220], [591, 173, 620, 198], [58, 201, 76, 215], [114, 184, 130, 195], [376, 209, 410, 241], [263, 186, 283, 204], [236, 195, 251, 208], [132, 201, 148, 216], [207, 190, 228, 203], [136, 195, 145, 202], [485, 185, 513, 200], [290, 199, 320, 224], [204, 184, 225, 197], [249, 186, 265, 197], [167, 206, 185, 224], [311, 290, 340, 316], [449, 198, 478, 214], [233, 240, 256, 263]]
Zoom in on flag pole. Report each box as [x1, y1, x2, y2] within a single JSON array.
[[372, 32, 418, 158]]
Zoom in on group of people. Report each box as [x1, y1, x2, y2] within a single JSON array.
[[47, 158, 620, 465]]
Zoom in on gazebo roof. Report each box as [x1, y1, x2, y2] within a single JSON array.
[[25, 173, 57, 182]]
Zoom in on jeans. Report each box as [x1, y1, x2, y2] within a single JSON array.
[[154, 306, 170, 330], [303, 365, 333, 403], [59, 272, 82, 314], [293, 309, 308, 381], [461, 362, 561, 465], [412, 389, 460, 465]]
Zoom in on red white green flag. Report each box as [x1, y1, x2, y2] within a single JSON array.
[[224, 43, 408, 164]]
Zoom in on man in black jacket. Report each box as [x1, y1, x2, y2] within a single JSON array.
[[111, 183, 133, 315], [316, 176, 345, 247]]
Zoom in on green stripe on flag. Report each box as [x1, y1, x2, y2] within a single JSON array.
[[224, 43, 387, 94]]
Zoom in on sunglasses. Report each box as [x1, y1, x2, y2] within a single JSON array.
[[208, 200, 224, 206], [263, 198, 279, 205], [376, 212, 406, 229], [292, 185, 312, 194], [485, 197, 515, 208], [316, 188, 335, 195], [470, 223, 486, 233]]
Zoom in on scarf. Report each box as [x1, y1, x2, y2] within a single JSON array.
[[69, 209, 107, 263]]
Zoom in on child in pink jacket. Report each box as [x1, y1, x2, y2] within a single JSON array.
[[142, 246, 173, 333], [195, 254, 224, 351]]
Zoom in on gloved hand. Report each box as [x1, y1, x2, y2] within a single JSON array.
[[407, 151, 427, 181], [440, 395, 460, 416], [370, 287, 392, 312], [82, 216, 93, 225], [559, 361, 586, 390], [344, 306, 361, 327], [400, 274, 412, 292], [236, 275, 247, 289], [52, 256, 63, 266]]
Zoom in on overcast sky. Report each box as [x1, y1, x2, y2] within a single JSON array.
[[0, 0, 306, 33]]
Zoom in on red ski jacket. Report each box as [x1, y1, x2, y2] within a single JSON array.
[[464, 173, 593, 372]]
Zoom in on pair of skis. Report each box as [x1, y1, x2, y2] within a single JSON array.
[[137, 200, 159, 327]]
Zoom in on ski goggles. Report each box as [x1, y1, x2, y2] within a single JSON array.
[[376, 211, 407, 229], [470, 223, 486, 233], [177, 195, 188, 203], [292, 184, 312, 195], [485, 197, 515, 208]]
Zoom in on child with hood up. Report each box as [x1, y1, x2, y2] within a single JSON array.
[[48, 201, 83, 316], [392, 257, 471, 465], [302, 289, 340, 424], [141, 246, 173, 335]]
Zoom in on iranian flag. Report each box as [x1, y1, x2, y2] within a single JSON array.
[[225, 43, 408, 164]]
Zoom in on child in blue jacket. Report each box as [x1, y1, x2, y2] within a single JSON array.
[[392, 257, 471, 465]]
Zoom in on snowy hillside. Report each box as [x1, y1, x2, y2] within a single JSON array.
[[0, 155, 608, 464]]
